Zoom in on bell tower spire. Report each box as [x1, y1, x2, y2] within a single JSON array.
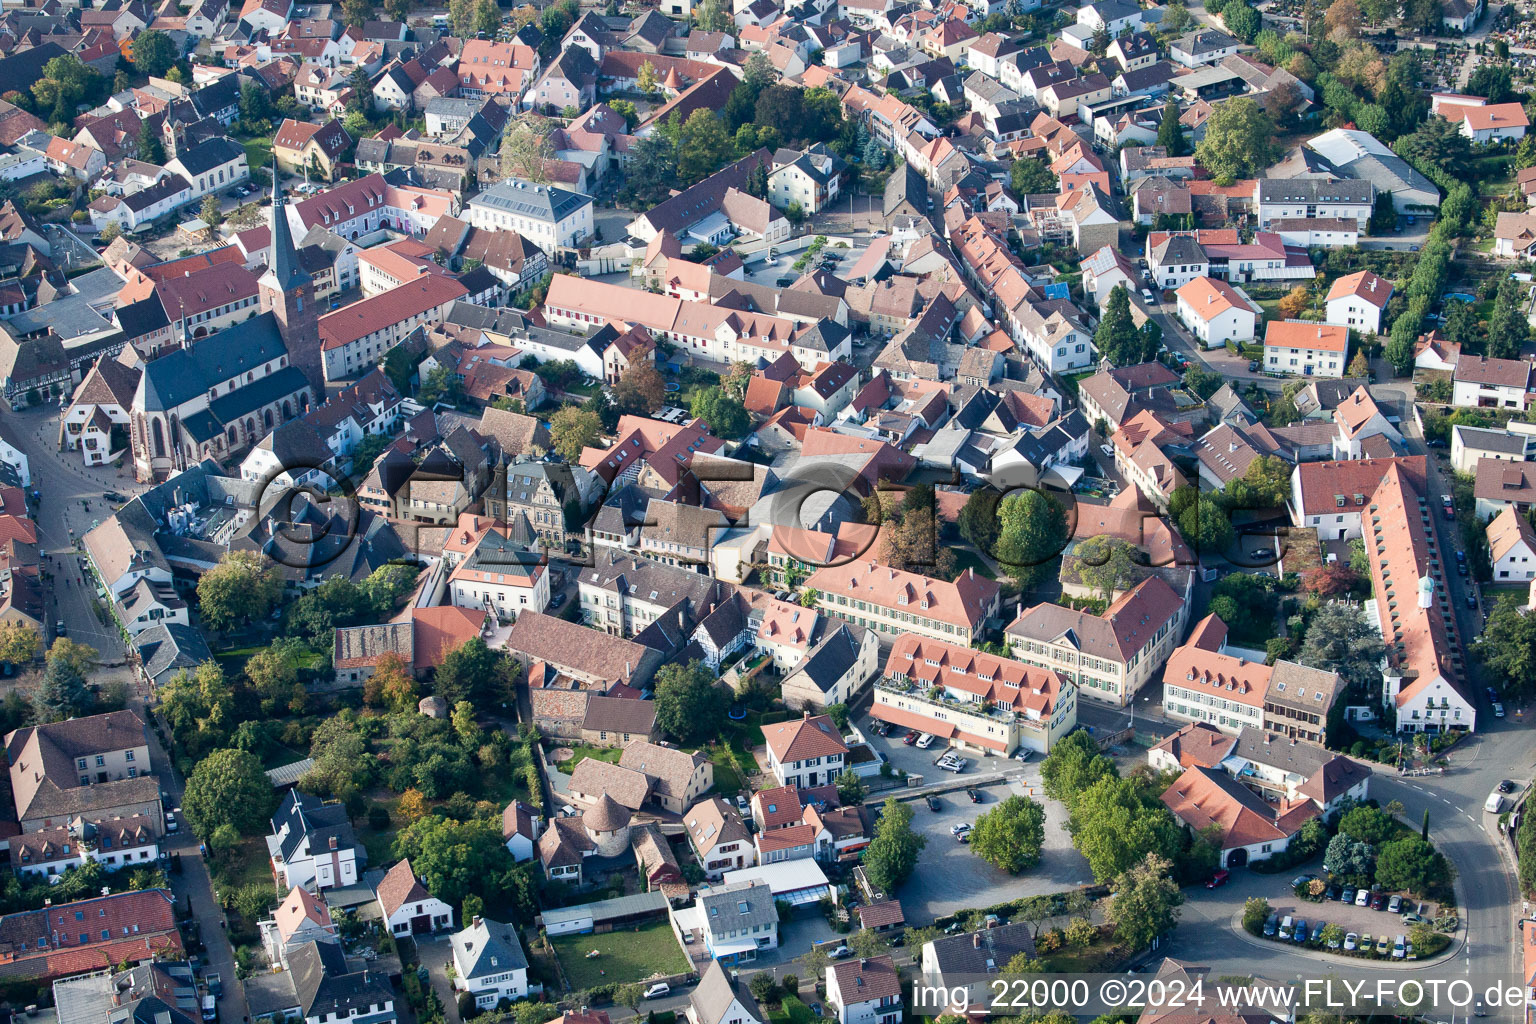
[[259, 162, 323, 394]]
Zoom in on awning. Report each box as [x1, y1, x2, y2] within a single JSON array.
[[775, 885, 830, 907], [1042, 463, 1085, 489], [711, 936, 760, 955]]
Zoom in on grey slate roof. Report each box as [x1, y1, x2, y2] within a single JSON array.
[[1255, 179, 1373, 205], [927, 921, 1037, 976], [691, 960, 764, 1024], [451, 917, 528, 982], [138, 313, 291, 412], [470, 178, 592, 223], [794, 623, 865, 694], [132, 622, 213, 687]]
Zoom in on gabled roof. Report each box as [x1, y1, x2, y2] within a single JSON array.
[[763, 712, 848, 763]]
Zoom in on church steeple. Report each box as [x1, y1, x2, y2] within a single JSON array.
[[259, 162, 322, 394]]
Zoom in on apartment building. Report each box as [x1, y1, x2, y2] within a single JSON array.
[[804, 561, 1001, 646]]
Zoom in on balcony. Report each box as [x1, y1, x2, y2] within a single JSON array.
[[877, 677, 1020, 724]]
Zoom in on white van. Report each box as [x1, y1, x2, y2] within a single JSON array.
[[1486, 792, 1506, 814], [1279, 916, 1293, 939]]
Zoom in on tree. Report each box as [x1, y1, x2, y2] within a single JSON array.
[[1040, 729, 1116, 807], [183, 748, 276, 837], [696, 0, 731, 31], [1010, 156, 1057, 195], [0, 622, 39, 665], [677, 109, 735, 184], [197, 551, 282, 632], [384, 0, 411, 19], [864, 797, 926, 892], [1487, 276, 1530, 360], [1468, 63, 1515, 105], [434, 638, 504, 707], [449, 0, 477, 36], [1323, 833, 1375, 879], [1298, 602, 1386, 691], [1242, 897, 1271, 933], [994, 489, 1068, 587], [1299, 565, 1360, 597], [132, 29, 177, 79], [958, 488, 1001, 555], [1177, 495, 1234, 556], [1476, 595, 1536, 697], [1156, 97, 1189, 157], [1195, 97, 1279, 182], [1374, 835, 1448, 895], [689, 386, 750, 439], [969, 795, 1047, 873], [1325, 0, 1362, 35], [397, 787, 428, 822], [615, 360, 666, 415], [1161, 2, 1192, 32], [473, 0, 500, 35], [1393, 115, 1473, 188], [346, 66, 373, 116], [1278, 285, 1312, 319], [550, 405, 603, 461], [245, 644, 300, 703], [33, 54, 96, 129], [138, 118, 165, 164], [1318, 922, 1346, 949], [33, 640, 93, 723], [200, 194, 222, 233], [341, 0, 372, 26], [1094, 286, 1151, 366], [1339, 804, 1396, 845], [835, 768, 866, 806], [1074, 536, 1140, 601], [1221, 0, 1260, 40], [1105, 853, 1184, 949], [653, 660, 726, 745], [1067, 775, 1184, 882], [394, 814, 515, 910], [637, 60, 661, 95], [499, 114, 555, 183], [624, 134, 679, 206], [1182, 367, 1224, 400]]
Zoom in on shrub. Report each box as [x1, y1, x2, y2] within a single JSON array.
[[368, 804, 390, 831]]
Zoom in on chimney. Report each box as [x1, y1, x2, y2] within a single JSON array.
[[973, 933, 982, 948], [803, 709, 811, 720], [472, 915, 483, 928], [329, 836, 338, 850]]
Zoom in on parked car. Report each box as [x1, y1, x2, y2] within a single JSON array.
[[549, 592, 566, 609], [644, 983, 670, 999], [1375, 935, 1391, 956], [1292, 874, 1316, 888], [1392, 935, 1406, 959], [829, 946, 852, 959], [205, 975, 222, 997], [166, 810, 179, 833], [1500, 780, 1516, 793], [1141, 289, 1156, 304], [1401, 912, 1426, 925], [1099, 443, 1115, 457], [103, 491, 128, 503], [1263, 914, 1278, 936], [1325, 885, 1340, 902], [1355, 889, 1370, 906], [926, 795, 941, 811], [1494, 702, 1507, 718], [1340, 887, 1356, 904], [950, 823, 972, 836], [1344, 932, 1359, 951], [1371, 891, 1387, 910], [1293, 919, 1309, 944], [946, 758, 969, 773], [1014, 749, 1032, 762], [54, 621, 65, 637], [1326, 931, 1342, 950], [1467, 593, 1478, 608], [967, 789, 982, 802], [916, 733, 937, 749], [1206, 870, 1230, 889], [1388, 895, 1403, 913], [903, 730, 919, 745]]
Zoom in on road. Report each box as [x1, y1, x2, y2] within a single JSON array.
[[0, 400, 148, 662]]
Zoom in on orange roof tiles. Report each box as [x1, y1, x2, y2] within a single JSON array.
[[1264, 319, 1348, 353], [1161, 765, 1319, 849], [1326, 269, 1392, 308], [1175, 276, 1253, 321], [884, 634, 1066, 718], [764, 712, 849, 763], [806, 559, 999, 631]]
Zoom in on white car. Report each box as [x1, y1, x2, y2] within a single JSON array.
[[947, 758, 969, 773], [1141, 289, 1156, 304], [644, 983, 670, 999], [915, 733, 936, 749], [829, 946, 852, 959], [1014, 749, 1032, 762], [1099, 443, 1114, 457], [1344, 933, 1358, 951], [950, 823, 972, 835]]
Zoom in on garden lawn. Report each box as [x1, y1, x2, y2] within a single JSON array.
[[951, 549, 995, 579], [209, 837, 273, 895], [555, 744, 622, 775], [1039, 929, 1128, 972], [551, 919, 690, 990], [361, 827, 395, 868], [244, 137, 273, 171]]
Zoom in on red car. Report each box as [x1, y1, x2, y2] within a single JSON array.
[[1206, 870, 1230, 889], [902, 730, 919, 745]]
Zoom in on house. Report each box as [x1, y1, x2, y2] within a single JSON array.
[[1175, 276, 1260, 348], [1264, 320, 1349, 378], [1332, 386, 1401, 460], [504, 610, 662, 690], [243, 939, 395, 1024], [1169, 29, 1239, 67], [780, 623, 880, 712], [1324, 270, 1392, 335], [1078, 245, 1139, 310], [763, 712, 848, 789], [466, 179, 594, 254], [685, 797, 756, 881], [11, 815, 160, 878], [619, 740, 712, 814], [501, 801, 539, 863], [872, 635, 1077, 756], [674, 884, 778, 967], [0, 889, 180, 984], [166, 137, 249, 200], [112, 579, 189, 637], [88, 175, 194, 232], [450, 916, 529, 1009], [272, 119, 352, 181], [6, 710, 160, 834], [1488, 505, 1536, 581], [1288, 456, 1425, 541], [377, 858, 455, 936], [266, 790, 361, 892], [1453, 355, 1532, 410], [919, 923, 1037, 1012], [1416, 332, 1461, 374], [1451, 422, 1534, 474], [768, 145, 846, 215], [1439, 100, 1529, 142], [260, 886, 339, 970], [804, 561, 1001, 645], [1006, 576, 1188, 707], [1476, 460, 1536, 519], [1160, 765, 1319, 868], [446, 519, 550, 622], [827, 955, 902, 1024], [1254, 179, 1373, 231]]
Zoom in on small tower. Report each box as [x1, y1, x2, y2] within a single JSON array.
[[259, 164, 323, 394]]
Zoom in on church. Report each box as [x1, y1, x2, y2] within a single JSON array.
[[129, 172, 324, 482]]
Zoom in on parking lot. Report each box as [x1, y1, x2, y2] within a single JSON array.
[[900, 771, 1094, 925], [858, 712, 1025, 786], [1231, 869, 1443, 951]]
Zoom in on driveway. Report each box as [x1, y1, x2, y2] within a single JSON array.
[[894, 771, 1092, 924], [413, 933, 463, 1023]]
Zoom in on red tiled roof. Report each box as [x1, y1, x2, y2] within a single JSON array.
[[763, 712, 848, 763]]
